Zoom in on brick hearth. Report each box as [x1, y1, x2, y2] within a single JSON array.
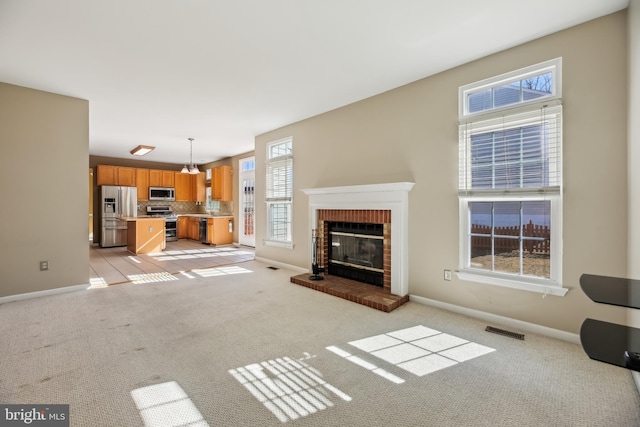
[[290, 273, 409, 313], [291, 208, 406, 311]]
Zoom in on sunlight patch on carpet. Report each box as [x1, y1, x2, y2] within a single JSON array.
[[229, 356, 351, 423], [131, 381, 209, 427], [326, 346, 405, 384], [347, 325, 495, 377]]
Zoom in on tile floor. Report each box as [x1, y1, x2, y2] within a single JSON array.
[[91, 240, 408, 314], [89, 240, 255, 286]]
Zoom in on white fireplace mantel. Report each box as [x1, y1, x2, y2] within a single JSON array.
[[302, 182, 415, 296]]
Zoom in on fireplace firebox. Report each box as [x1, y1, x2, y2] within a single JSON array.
[[328, 221, 384, 287]]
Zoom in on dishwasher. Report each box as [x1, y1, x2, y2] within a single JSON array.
[[199, 218, 208, 243]]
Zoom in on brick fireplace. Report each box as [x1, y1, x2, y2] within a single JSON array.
[[301, 182, 414, 297], [317, 209, 391, 290]]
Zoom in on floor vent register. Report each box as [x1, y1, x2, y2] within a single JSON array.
[[485, 326, 525, 340]]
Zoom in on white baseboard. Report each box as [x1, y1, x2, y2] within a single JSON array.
[[409, 294, 581, 344], [0, 284, 89, 304], [254, 256, 308, 274]]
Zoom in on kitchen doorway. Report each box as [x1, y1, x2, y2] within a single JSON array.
[[239, 156, 255, 247]]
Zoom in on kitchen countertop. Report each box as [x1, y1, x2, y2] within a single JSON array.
[[121, 214, 233, 220], [176, 214, 234, 218], [119, 216, 161, 221]]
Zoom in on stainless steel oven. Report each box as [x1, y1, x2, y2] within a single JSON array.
[[165, 217, 178, 242]]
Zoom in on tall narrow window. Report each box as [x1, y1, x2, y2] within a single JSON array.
[[458, 58, 566, 296], [265, 137, 293, 248]]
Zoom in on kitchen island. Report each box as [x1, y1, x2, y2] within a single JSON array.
[[123, 217, 166, 254]]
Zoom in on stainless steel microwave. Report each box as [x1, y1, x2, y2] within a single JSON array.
[[149, 187, 175, 201]]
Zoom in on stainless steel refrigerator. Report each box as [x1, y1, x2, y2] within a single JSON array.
[[100, 186, 137, 247]]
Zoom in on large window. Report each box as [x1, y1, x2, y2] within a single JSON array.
[[265, 137, 293, 248], [458, 58, 566, 296]]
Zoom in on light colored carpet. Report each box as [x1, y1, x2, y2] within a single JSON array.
[[1, 260, 638, 426]]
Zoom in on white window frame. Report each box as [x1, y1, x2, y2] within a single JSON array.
[[459, 58, 562, 120], [457, 194, 564, 296], [458, 105, 563, 193], [457, 59, 566, 296], [264, 137, 294, 249]]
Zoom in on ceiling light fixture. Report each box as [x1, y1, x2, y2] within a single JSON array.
[[181, 138, 200, 174], [130, 145, 155, 156]]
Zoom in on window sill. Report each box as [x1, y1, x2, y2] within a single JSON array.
[[456, 270, 568, 297], [263, 239, 295, 249]]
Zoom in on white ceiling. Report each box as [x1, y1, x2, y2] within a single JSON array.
[[0, 0, 629, 165]]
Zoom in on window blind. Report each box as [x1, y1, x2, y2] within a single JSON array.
[[459, 104, 562, 196], [265, 137, 293, 244], [467, 71, 553, 115], [265, 154, 292, 202]]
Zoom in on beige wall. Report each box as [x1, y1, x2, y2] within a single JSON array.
[[255, 11, 629, 333], [0, 83, 89, 297]]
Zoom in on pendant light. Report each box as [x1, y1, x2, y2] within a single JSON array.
[[181, 137, 200, 174]]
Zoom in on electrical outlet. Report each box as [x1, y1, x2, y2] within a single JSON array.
[[444, 270, 452, 281], [40, 261, 49, 271]]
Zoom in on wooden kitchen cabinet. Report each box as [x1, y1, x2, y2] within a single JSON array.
[[162, 170, 175, 187], [188, 217, 200, 240], [177, 215, 232, 245], [150, 169, 175, 187], [178, 215, 203, 241], [96, 165, 117, 185], [174, 172, 191, 201], [149, 170, 162, 187], [116, 167, 136, 186], [212, 165, 232, 201], [126, 218, 165, 254], [175, 171, 204, 202], [178, 216, 189, 239], [96, 165, 136, 186], [207, 217, 233, 245], [191, 172, 206, 203], [136, 168, 149, 201]]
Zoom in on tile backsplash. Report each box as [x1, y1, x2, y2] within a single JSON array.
[[138, 200, 233, 216]]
